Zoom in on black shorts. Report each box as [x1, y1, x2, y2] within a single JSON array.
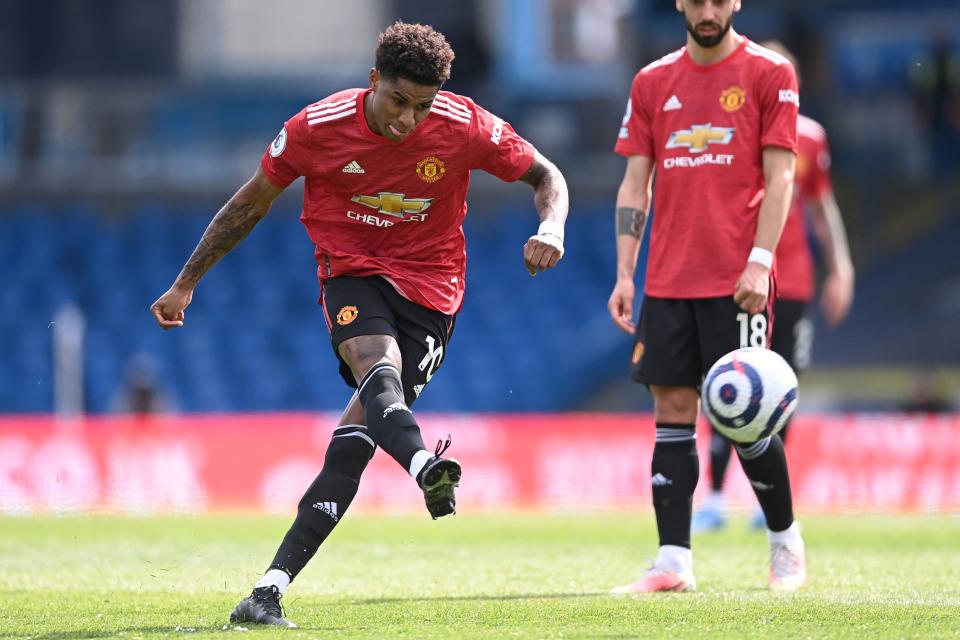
[[631, 296, 771, 388], [320, 276, 455, 406], [771, 298, 813, 373]]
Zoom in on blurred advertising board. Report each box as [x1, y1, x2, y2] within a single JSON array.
[[0, 414, 957, 514]]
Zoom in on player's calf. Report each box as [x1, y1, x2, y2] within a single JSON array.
[[357, 362, 427, 469], [256, 425, 374, 591]]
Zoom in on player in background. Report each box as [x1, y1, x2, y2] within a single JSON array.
[[693, 40, 855, 533], [607, 0, 806, 592], [150, 22, 568, 628]]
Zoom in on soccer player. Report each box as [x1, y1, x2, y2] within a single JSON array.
[[607, 0, 806, 592], [150, 22, 568, 627], [693, 40, 855, 533]]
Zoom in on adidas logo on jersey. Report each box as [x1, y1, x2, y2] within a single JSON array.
[[663, 95, 683, 112], [342, 161, 365, 174], [312, 501, 339, 521]]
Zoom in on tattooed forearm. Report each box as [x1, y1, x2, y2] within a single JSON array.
[[176, 200, 266, 287], [520, 153, 569, 224], [616, 206, 648, 240]]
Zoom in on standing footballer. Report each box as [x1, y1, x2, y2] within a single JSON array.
[[150, 22, 568, 627], [607, 0, 806, 592], [693, 41, 856, 533]]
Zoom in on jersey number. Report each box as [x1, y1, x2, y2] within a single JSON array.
[[737, 313, 768, 348], [418, 335, 444, 382]]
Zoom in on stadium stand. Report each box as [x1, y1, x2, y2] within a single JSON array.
[[0, 200, 630, 413], [2, 195, 955, 414]]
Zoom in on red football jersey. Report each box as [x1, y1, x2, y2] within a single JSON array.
[[775, 114, 833, 302], [615, 38, 799, 298], [261, 88, 535, 314]]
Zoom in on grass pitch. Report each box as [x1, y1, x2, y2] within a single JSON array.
[[1, 512, 958, 639]]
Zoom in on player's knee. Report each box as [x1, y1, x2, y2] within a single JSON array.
[[652, 386, 699, 422], [357, 362, 405, 408], [339, 335, 400, 384], [325, 425, 376, 479]]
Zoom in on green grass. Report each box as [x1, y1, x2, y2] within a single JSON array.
[[2, 512, 959, 639]]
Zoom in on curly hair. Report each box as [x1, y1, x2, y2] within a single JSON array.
[[375, 21, 454, 86]]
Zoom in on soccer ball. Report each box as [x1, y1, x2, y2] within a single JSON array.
[[701, 347, 799, 444]]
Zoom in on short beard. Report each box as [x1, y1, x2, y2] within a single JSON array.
[[683, 12, 732, 48]]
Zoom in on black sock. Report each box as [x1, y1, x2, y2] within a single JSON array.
[[709, 428, 734, 492], [652, 423, 699, 549], [736, 435, 794, 531], [357, 363, 425, 470], [268, 425, 374, 581]]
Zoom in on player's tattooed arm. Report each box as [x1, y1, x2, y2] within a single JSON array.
[[519, 151, 569, 227], [519, 150, 569, 275], [616, 207, 648, 241], [175, 168, 284, 288], [150, 167, 284, 329], [608, 155, 653, 334]]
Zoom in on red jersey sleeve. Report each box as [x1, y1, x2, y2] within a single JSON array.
[[615, 72, 654, 157], [758, 62, 800, 153], [810, 134, 833, 198], [467, 100, 535, 182], [260, 109, 312, 188]]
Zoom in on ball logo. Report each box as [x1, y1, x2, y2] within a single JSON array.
[[720, 86, 747, 112], [269, 127, 287, 157], [416, 156, 446, 183], [336, 306, 358, 325], [704, 358, 764, 431]]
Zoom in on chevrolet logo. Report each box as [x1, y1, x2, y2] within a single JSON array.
[[666, 124, 735, 153], [351, 192, 433, 218]]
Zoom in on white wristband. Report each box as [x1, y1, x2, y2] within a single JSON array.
[[537, 220, 564, 242], [748, 247, 773, 269]]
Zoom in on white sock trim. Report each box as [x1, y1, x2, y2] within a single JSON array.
[[408, 449, 432, 479], [255, 568, 291, 594], [768, 521, 802, 546], [333, 430, 375, 449], [656, 544, 693, 575]]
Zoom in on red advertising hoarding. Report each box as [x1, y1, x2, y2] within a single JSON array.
[[1, 413, 957, 514]]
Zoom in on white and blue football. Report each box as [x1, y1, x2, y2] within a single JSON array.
[[701, 347, 799, 444]]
